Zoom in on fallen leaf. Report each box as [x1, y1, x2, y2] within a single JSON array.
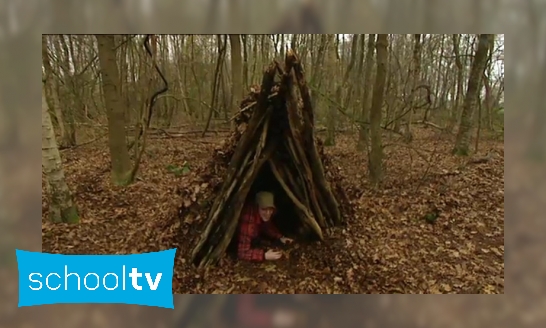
[[490, 247, 503, 256]]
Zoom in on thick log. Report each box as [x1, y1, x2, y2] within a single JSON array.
[[287, 49, 342, 224], [191, 119, 263, 262], [285, 136, 326, 228], [197, 113, 274, 267], [269, 160, 323, 240], [191, 71, 275, 263], [284, 139, 309, 202], [275, 152, 305, 202], [191, 148, 253, 261], [203, 138, 278, 267], [211, 63, 276, 198], [275, 145, 318, 233], [282, 50, 334, 224], [283, 70, 327, 228]]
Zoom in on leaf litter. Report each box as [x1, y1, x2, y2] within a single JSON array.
[[42, 129, 504, 294]]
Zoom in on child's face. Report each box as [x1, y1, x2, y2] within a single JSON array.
[[259, 207, 275, 221]]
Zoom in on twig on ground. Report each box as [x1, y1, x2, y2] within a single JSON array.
[[155, 129, 215, 144], [59, 133, 108, 151]]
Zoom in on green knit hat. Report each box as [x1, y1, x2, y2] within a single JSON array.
[[256, 191, 275, 209]]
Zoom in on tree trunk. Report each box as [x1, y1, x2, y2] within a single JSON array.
[[280, 34, 285, 59], [324, 34, 338, 146], [482, 35, 496, 131], [448, 34, 464, 133], [402, 34, 422, 142], [357, 34, 376, 151], [341, 35, 359, 125], [42, 88, 79, 224], [353, 34, 366, 115], [453, 34, 493, 156], [95, 34, 133, 185], [392, 36, 404, 133], [251, 35, 259, 83], [42, 36, 69, 147], [203, 35, 227, 137], [241, 35, 249, 91], [310, 35, 328, 112], [369, 34, 388, 184], [229, 34, 243, 131], [174, 36, 191, 125], [53, 35, 77, 147]]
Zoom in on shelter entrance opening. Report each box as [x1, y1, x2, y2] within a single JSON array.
[[248, 163, 307, 239]]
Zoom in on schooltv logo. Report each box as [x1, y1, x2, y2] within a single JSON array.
[[15, 249, 176, 308]]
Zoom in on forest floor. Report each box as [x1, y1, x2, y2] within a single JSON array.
[[42, 128, 504, 294]]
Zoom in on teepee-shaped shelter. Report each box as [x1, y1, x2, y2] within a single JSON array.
[[180, 50, 352, 268]]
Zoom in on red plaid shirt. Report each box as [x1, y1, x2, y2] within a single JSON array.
[[237, 204, 283, 261]]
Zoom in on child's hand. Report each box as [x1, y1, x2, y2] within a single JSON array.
[[280, 236, 294, 244], [265, 249, 282, 260]]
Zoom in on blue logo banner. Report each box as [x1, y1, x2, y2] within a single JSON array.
[[16, 249, 176, 308]]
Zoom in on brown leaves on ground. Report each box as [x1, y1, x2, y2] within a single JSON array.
[[42, 128, 504, 294]]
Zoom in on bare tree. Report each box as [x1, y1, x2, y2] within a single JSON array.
[[448, 34, 465, 132], [402, 34, 422, 142], [42, 36, 70, 148], [95, 34, 133, 185], [42, 86, 79, 223], [324, 34, 339, 146], [357, 34, 376, 151], [453, 34, 494, 156], [229, 34, 243, 131], [369, 34, 389, 184]]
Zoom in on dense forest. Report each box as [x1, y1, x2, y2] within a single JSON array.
[[0, 0, 546, 328], [0, 0, 540, 327], [41, 34, 504, 297]]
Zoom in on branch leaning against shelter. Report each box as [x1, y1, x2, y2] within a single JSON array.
[[175, 49, 354, 268]]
